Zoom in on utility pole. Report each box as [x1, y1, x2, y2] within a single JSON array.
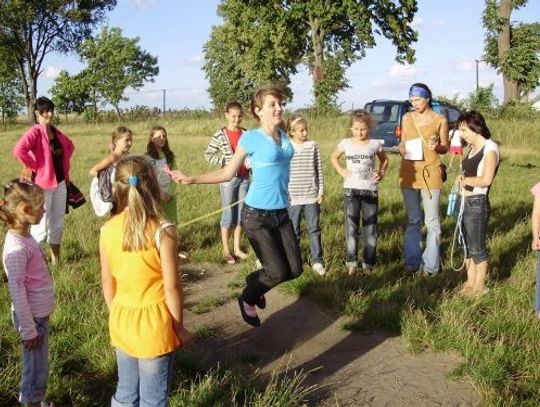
[[475, 59, 480, 90], [162, 89, 166, 117]]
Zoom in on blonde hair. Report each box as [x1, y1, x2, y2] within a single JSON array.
[[111, 154, 164, 251], [286, 114, 307, 135], [0, 180, 44, 229], [111, 126, 133, 149], [350, 110, 373, 130], [250, 84, 285, 121]]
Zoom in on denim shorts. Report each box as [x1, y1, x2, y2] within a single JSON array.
[[220, 176, 249, 228], [462, 194, 490, 263]]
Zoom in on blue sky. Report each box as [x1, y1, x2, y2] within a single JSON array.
[[40, 0, 540, 111]]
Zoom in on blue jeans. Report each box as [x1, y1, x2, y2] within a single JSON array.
[[112, 348, 174, 407], [534, 250, 540, 312], [288, 203, 323, 265], [220, 176, 249, 228], [402, 188, 441, 274], [344, 189, 378, 268], [241, 204, 303, 305], [462, 195, 490, 264], [12, 313, 50, 404]]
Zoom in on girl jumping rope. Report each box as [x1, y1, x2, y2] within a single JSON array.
[[1, 180, 55, 407], [89, 127, 133, 217], [99, 155, 192, 405], [286, 114, 326, 275], [331, 110, 389, 275], [173, 84, 303, 327], [146, 126, 178, 224], [204, 101, 250, 264]]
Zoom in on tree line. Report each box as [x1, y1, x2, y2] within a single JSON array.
[[0, 0, 538, 125]]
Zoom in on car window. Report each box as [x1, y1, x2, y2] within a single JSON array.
[[447, 107, 460, 124], [366, 103, 400, 123]]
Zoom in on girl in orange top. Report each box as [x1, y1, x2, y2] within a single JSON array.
[[99, 154, 192, 406]]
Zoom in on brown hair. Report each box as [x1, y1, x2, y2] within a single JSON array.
[[286, 114, 307, 134], [350, 109, 373, 130], [146, 125, 176, 166], [111, 126, 133, 149], [111, 154, 165, 251], [225, 101, 243, 113], [250, 84, 285, 121], [0, 180, 44, 229]]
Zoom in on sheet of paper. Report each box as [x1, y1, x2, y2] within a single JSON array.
[[404, 138, 423, 161]]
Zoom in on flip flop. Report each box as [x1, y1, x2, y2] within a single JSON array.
[[224, 255, 236, 265]]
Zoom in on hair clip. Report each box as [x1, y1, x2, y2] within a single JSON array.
[[127, 175, 138, 186]]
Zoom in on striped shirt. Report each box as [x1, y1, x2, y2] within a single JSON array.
[[288, 140, 324, 206], [203, 127, 248, 177], [3, 231, 54, 340]]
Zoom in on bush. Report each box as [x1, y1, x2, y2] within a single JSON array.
[[497, 101, 540, 120]]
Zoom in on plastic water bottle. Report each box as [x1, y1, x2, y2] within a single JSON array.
[[447, 192, 457, 216]]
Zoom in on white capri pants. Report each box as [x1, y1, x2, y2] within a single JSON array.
[[31, 180, 67, 245]]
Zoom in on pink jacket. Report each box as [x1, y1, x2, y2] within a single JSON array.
[[13, 124, 75, 189]]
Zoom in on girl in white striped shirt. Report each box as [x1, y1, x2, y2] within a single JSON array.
[[1, 180, 54, 407], [287, 115, 326, 275]]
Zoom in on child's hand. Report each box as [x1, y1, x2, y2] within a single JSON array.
[[532, 237, 540, 251], [23, 335, 40, 350], [316, 195, 324, 204], [176, 326, 193, 350], [167, 168, 192, 184], [372, 171, 384, 182]]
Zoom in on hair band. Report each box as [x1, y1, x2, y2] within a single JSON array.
[[409, 86, 430, 99], [289, 117, 305, 131], [127, 176, 138, 186]]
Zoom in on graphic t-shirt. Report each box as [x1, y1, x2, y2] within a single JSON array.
[[337, 138, 382, 191]]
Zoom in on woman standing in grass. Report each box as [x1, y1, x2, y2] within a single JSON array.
[[100, 155, 192, 405], [455, 111, 499, 296], [1, 180, 54, 407], [204, 101, 250, 264], [147, 126, 178, 224], [14, 96, 75, 264], [287, 114, 326, 275], [173, 84, 302, 327], [399, 83, 448, 276], [531, 181, 540, 318], [331, 110, 389, 275]]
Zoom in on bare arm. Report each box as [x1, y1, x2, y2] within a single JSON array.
[[373, 149, 389, 181], [459, 150, 498, 189], [532, 194, 540, 250], [434, 116, 449, 155], [89, 153, 119, 176], [160, 225, 192, 348], [99, 236, 116, 309], [173, 146, 247, 185], [330, 147, 348, 179]]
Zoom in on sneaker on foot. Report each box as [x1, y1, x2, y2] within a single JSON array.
[[312, 263, 326, 275], [255, 259, 262, 270]]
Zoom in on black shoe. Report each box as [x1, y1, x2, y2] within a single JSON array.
[[255, 295, 266, 309], [238, 297, 260, 327]]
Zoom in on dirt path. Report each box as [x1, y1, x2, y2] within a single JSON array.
[[182, 263, 479, 406]]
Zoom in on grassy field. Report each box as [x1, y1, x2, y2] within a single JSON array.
[[0, 114, 539, 405]]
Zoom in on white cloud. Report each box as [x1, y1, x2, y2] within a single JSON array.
[[129, 0, 156, 11], [389, 63, 418, 80], [411, 17, 424, 28], [429, 19, 446, 28], [184, 54, 204, 66], [44, 66, 61, 79]]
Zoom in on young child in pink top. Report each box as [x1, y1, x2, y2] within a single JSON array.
[[531, 182, 540, 319], [1, 179, 55, 407]]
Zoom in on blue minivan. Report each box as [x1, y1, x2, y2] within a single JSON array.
[[363, 99, 461, 151]]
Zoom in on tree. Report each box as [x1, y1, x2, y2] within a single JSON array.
[[78, 26, 159, 117], [467, 84, 499, 113], [49, 70, 91, 119], [0, 53, 24, 126], [0, 0, 117, 123], [204, 0, 418, 111], [483, 0, 540, 103]]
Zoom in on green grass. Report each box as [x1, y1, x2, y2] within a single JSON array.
[[1, 115, 540, 405]]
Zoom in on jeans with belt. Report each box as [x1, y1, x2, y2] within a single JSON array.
[[462, 194, 490, 264], [241, 204, 303, 305]]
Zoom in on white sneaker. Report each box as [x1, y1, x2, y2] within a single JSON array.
[[255, 259, 262, 270], [312, 263, 326, 275]]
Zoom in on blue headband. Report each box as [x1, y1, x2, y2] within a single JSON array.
[[409, 86, 430, 99], [127, 175, 138, 186]]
